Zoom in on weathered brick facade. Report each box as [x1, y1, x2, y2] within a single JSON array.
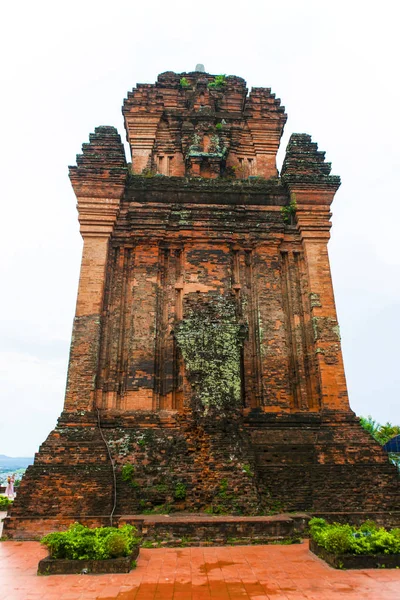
[[5, 70, 399, 539]]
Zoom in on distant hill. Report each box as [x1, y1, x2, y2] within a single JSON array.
[[0, 455, 34, 469]]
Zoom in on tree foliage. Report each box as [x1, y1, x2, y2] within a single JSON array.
[[359, 415, 400, 445], [359, 415, 400, 470]]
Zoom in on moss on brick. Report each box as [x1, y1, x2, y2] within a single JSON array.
[[175, 294, 245, 416]]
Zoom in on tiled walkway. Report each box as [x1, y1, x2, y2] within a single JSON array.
[[1, 540, 400, 599]]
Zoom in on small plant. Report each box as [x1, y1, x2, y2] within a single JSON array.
[[280, 536, 302, 545], [155, 484, 168, 494], [179, 536, 191, 547], [180, 77, 191, 88], [227, 537, 241, 545], [174, 482, 187, 500], [215, 122, 223, 131], [121, 464, 139, 488], [222, 165, 237, 179], [219, 479, 229, 496], [0, 496, 13, 510], [242, 464, 254, 478], [142, 504, 172, 515], [281, 198, 297, 224], [204, 503, 229, 515], [212, 504, 229, 515], [121, 464, 135, 483], [208, 74, 227, 89]]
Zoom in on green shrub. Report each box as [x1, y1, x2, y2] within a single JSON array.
[[309, 517, 327, 530], [180, 77, 190, 88], [40, 523, 139, 560], [308, 518, 327, 542], [281, 198, 297, 223], [215, 122, 223, 131], [310, 519, 400, 556], [352, 528, 400, 555], [323, 525, 353, 554], [391, 528, 400, 538], [208, 75, 227, 89], [0, 496, 13, 510]]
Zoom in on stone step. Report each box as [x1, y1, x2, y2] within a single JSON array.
[[118, 513, 310, 546]]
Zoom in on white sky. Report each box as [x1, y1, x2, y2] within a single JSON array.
[[1, 0, 399, 456]]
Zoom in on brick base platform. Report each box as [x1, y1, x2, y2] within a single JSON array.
[[3, 409, 400, 539], [120, 513, 310, 546]]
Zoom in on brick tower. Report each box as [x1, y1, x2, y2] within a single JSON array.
[[5, 70, 399, 539]]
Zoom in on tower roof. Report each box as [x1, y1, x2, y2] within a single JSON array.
[[122, 71, 287, 179]]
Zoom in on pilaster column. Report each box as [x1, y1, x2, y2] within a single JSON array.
[[64, 127, 128, 412], [282, 134, 350, 413]]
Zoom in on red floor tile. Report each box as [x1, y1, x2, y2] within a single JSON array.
[[1, 540, 400, 599]]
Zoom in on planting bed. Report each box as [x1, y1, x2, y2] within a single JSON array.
[[310, 539, 400, 569], [37, 546, 139, 575]]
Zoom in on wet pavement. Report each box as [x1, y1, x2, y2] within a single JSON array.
[[1, 539, 399, 599]]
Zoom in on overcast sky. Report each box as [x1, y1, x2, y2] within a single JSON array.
[[1, 1, 399, 456]]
